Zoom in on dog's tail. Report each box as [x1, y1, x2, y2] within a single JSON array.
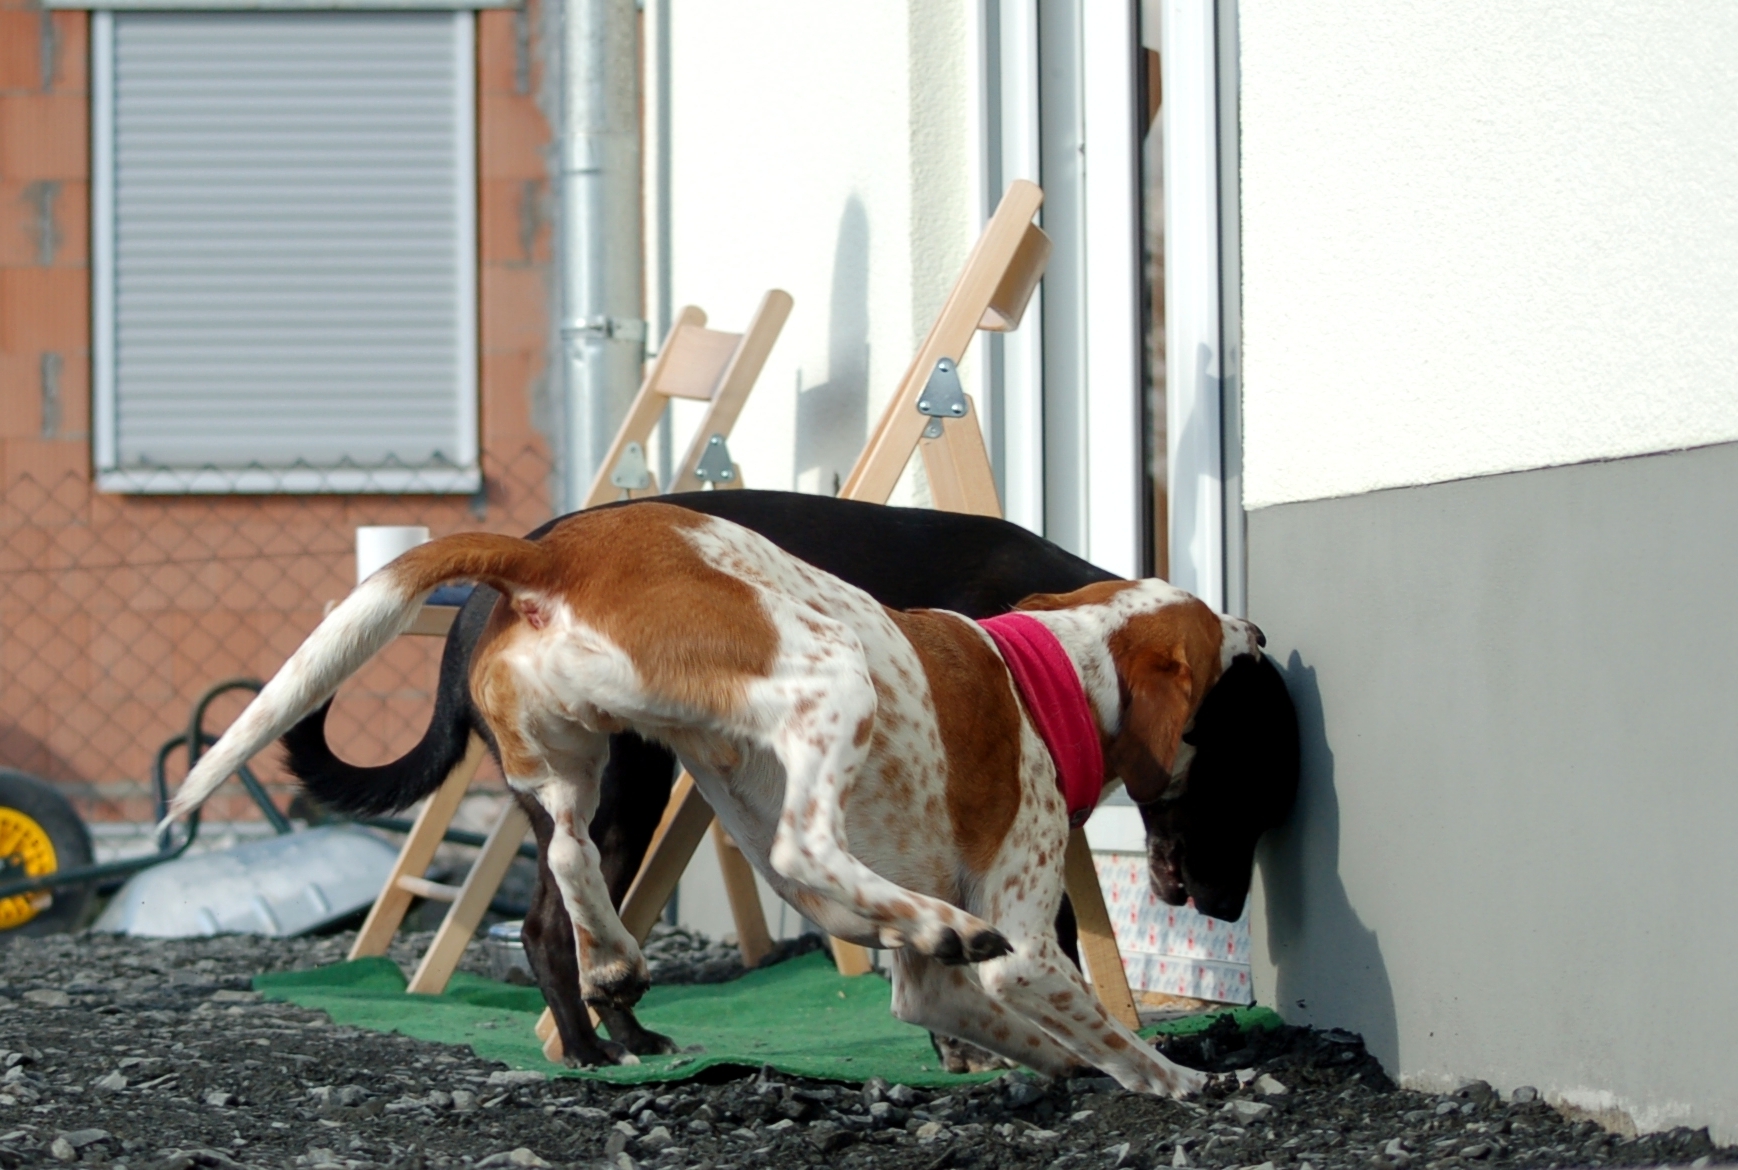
[[161, 535, 548, 828], [279, 592, 488, 817]]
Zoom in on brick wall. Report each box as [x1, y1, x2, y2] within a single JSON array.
[[0, 3, 559, 823]]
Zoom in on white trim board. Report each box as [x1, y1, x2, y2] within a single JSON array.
[[54, 0, 514, 10], [1159, 0, 1227, 610]]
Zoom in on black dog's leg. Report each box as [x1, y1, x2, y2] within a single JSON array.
[[517, 733, 681, 1063], [1056, 893, 1081, 970], [516, 791, 624, 1067], [585, 732, 680, 1055]]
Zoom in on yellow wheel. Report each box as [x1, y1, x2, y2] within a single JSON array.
[[0, 769, 93, 935], [0, 807, 57, 930]]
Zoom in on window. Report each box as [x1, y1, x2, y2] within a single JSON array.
[[92, 10, 478, 493]]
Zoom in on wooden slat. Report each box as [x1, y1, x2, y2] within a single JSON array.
[[405, 604, 459, 638], [582, 305, 708, 508], [840, 180, 1044, 505], [1063, 828, 1141, 1029], [712, 820, 773, 969], [918, 395, 1002, 517], [653, 326, 743, 400], [979, 222, 1052, 332], [618, 772, 716, 944], [408, 798, 532, 995], [347, 733, 486, 959], [668, 289, 794, 493], [395, 875, 460, 902]]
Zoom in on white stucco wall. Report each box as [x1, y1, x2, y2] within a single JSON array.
[[652, 1, 976, 504], [654, 0, 977, 940], [1239, 1, 1738, 510]]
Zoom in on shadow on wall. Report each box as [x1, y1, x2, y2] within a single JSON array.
[[1258, 651, 1401, 1071], [795, 197, 871, 494]]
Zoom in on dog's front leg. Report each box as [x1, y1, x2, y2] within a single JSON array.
[[977, 929, 1205, 1098], [890, 951, 1083, 1078]]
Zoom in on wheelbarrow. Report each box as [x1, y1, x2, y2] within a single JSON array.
[[0, 678, 535, 938]]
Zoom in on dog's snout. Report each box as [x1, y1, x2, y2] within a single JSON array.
[[1250, 622, 1266, 648]]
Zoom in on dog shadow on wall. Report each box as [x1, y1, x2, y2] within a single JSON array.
[[794, 197, 870, 495], [1257, 652, 1401, 1071]]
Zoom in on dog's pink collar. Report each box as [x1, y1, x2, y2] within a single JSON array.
[[978, 612, 1105, 828]]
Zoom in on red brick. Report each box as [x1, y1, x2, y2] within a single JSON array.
[[44, 348, 87, 437], [478, 177, 551, 266], [480, 265, 548, 351], [48, 13, 86, 97], [479, 92, 550, 181], [479, 177, 525, 264], [0, 351, 37, 436], [476, 9, 521, 97], [0, 266, 87, 352], [0, 93, 87, 181], [47, 178, 84, 266], [0, 182, 36, 265], [0, 13, 46, 93], [3, 437, 88, 492]]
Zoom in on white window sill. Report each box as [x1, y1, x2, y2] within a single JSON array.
[[96, 465, 482, 495]]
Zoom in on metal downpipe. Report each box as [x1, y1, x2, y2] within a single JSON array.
[[558, 0, 644, 509]]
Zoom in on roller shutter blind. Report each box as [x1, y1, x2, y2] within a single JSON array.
[[93, 10, 478, 494]]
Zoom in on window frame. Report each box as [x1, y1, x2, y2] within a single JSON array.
[[89, 8, 481, 495]]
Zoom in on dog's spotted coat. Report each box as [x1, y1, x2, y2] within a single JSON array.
[[167, 503, 1263, 1096]]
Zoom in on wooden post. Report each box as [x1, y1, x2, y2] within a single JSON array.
[[712, 821, 773, 969], [347, 733, 486, 960], [406, 798, 532, 994], [1064, 828, 1141, 1029]]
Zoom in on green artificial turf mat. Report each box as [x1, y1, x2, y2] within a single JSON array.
[[255, 951, 1282, 1086]]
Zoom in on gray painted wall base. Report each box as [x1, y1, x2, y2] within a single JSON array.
[[1245, 441, 1738, 1144]]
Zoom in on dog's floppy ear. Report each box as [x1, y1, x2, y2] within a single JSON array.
[[1108, 641, 1195, 804]]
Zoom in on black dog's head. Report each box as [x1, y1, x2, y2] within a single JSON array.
[[1138, 653, 1299, 923]]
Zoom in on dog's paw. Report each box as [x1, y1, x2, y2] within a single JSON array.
[[581, 957, 652, 1010], [1162, 1062, 1209, 1099], [593, 1003, 681, 1057], [559, 1036, 630, 1068], [931, 1032, 1018, 1074], [920, 922, 1013, 966], [625, 1027, 680, 1057]]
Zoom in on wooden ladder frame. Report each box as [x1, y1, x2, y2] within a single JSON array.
[[594, 181, 1141, 1031], [346, 293, 793, 1022]]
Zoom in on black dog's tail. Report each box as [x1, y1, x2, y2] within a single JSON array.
[[280, 588, 496, 817]]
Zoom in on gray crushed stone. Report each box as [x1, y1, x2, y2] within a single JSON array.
[[0, 929, 1732, 1170]]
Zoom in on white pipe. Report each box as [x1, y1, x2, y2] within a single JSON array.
[[1160, 0, 1225, 609], [1081, 0, 1144, 580], [559, 0, 644, 510]]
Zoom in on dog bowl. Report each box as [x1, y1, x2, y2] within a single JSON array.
[[485, 920, 536, 984]]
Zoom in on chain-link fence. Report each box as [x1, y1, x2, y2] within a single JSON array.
[[0, 445, 556, 826]]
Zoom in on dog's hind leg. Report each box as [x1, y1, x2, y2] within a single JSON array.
[[759, 643, 1008, 965], [518, 789, 677, 1062], [508, 730, 652, 1042], [890, 950, 1085, 1079], [517, 792, 628, 1066]]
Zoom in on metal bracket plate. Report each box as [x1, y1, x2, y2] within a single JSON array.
[[916, 357, 967, 439], [693, 434, 736, 484], [609, 441, 651, 490]]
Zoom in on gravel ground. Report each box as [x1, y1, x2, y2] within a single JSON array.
[[0, 929, 1731, 1170]]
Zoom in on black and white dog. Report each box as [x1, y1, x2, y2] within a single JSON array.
[[282, 491, 1298, 1067]]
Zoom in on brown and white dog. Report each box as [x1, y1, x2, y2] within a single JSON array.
[[165, 503, 1264, 1095]]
